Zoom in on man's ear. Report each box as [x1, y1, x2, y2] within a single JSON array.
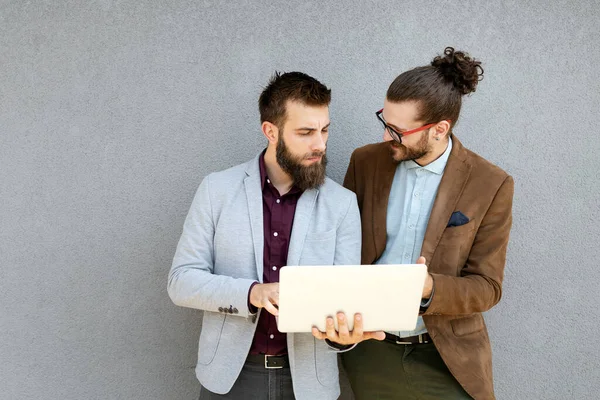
[[433, 120, 450, 140], [262, 121, 279, 145]]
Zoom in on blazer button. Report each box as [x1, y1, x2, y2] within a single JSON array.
[[218, 307, 224, 312], [233, 308, 239, 314]]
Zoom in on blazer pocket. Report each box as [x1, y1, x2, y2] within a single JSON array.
[[451, 314, 484, 337], [314, 338, 338, 387], [440, 221, 475, 241], [197, 312, 226, 365], [300, 231, 336, 265]]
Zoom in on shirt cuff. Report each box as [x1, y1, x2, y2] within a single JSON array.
[[247, 281, 259, 314], [419, 284, 435, 313]]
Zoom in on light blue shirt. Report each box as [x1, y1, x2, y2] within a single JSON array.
[[376, 138, 453, 337]]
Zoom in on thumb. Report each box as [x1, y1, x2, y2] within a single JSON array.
[[363, 331, 386, 341], [416, 256, 427, 265]]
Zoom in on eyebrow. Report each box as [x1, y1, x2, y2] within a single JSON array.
[[295, 122, 331, 132], [381, 113, 405, 132], [386, 122, 406, 133]]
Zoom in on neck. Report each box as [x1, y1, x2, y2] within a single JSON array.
[[264, 146, 294, 195], [414, 137, 450, 166]]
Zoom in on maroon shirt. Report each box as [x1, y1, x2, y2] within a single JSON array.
[[248, 152, 303, 355]]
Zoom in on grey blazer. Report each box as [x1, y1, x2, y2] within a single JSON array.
[[168, 153, 361, 400]]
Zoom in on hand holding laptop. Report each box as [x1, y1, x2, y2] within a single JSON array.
[[310, 256, 431, 346], [418, 256, 434, 299], [311, 312, 385, 345]]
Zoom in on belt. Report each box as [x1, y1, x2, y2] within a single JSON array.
[[384, 332, 432, 345], [246, 353, 290, 369]]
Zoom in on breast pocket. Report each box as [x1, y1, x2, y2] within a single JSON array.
[[439, 221, 476, 242], [431, 223, 476, 276], [300, 229, 336, 265]]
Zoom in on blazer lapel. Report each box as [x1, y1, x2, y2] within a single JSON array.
[[287, 188, 318, 266], [372, 145, 398, 260], [421, 136, 472, 263], [244, 156, 265, 282]]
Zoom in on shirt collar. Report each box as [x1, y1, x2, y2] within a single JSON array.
[[258, 149, 269, 190], [404, 137, 453, 175]]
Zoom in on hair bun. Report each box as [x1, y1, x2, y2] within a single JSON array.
[[431, 47, 483, 95]]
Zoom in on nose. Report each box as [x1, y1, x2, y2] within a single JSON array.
[[311, 132, 327, 153], [383, 127, 394, 142]]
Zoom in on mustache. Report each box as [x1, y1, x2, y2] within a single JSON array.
[[303, 151, 326, 159]]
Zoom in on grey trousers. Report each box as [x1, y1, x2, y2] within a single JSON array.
[[199, 359, 294, 400]]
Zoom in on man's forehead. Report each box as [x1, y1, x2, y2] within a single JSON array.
[[383, 99, 421, 126], [286, 100, 328, 113], [285, 101, 329, 125]]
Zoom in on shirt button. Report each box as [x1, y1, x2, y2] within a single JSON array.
[[273, 232, 278, 237], [269, 334, 274, 339], [276, 199, 280, 203], [414, 192, 420, 197], [409, 224, 415, 229], [272, 266, 277, 271], [404, 253, 410, 258], [267, 179, 271, 184]]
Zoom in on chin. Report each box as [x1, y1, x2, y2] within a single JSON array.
[[389, 146, 404, 160]]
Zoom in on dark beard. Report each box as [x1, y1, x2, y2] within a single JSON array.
[[276, 136, 327, 191], [389, 130, 430, 162]]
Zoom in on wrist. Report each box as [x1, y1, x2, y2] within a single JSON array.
[[248, 282, 259, 312], [422, 274, 433, 299]]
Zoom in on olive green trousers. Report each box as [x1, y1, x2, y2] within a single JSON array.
[[341, 339, 472, 400]]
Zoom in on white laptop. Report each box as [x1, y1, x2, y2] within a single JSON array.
[[277, 264, 427, 333]]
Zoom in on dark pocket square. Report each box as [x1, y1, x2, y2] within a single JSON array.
[[447, 211, 470, 227]]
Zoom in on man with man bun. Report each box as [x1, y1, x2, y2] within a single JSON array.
[[320, 47, 514, 399]]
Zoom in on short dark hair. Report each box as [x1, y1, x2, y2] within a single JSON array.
[[386, 47, 484, 130], [259, 72, 331, 129]]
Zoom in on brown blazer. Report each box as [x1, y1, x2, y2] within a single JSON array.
[[343, 136, 514, 400]]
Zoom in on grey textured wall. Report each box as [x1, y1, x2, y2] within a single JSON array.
[[1, 1, 598, 399]]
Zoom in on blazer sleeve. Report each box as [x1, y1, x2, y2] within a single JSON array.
[[167, 175, 256, 318], [423, 175, 514, 316]]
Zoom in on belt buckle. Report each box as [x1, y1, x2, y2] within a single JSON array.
[[395, 334, 428, 345], [264, 355, 283, 369]]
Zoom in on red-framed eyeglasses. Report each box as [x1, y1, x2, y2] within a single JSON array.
[[376, 108, 450, 144]]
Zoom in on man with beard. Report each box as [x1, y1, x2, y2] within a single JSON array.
[[317, 48, 514, 399], [168, 72, 377, 400]]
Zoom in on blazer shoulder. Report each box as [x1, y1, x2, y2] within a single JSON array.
[[351, 142, 389, 164], [321, 177, 357, 201], [200, 161, 249, 194], [464, 147, 512, 186]]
